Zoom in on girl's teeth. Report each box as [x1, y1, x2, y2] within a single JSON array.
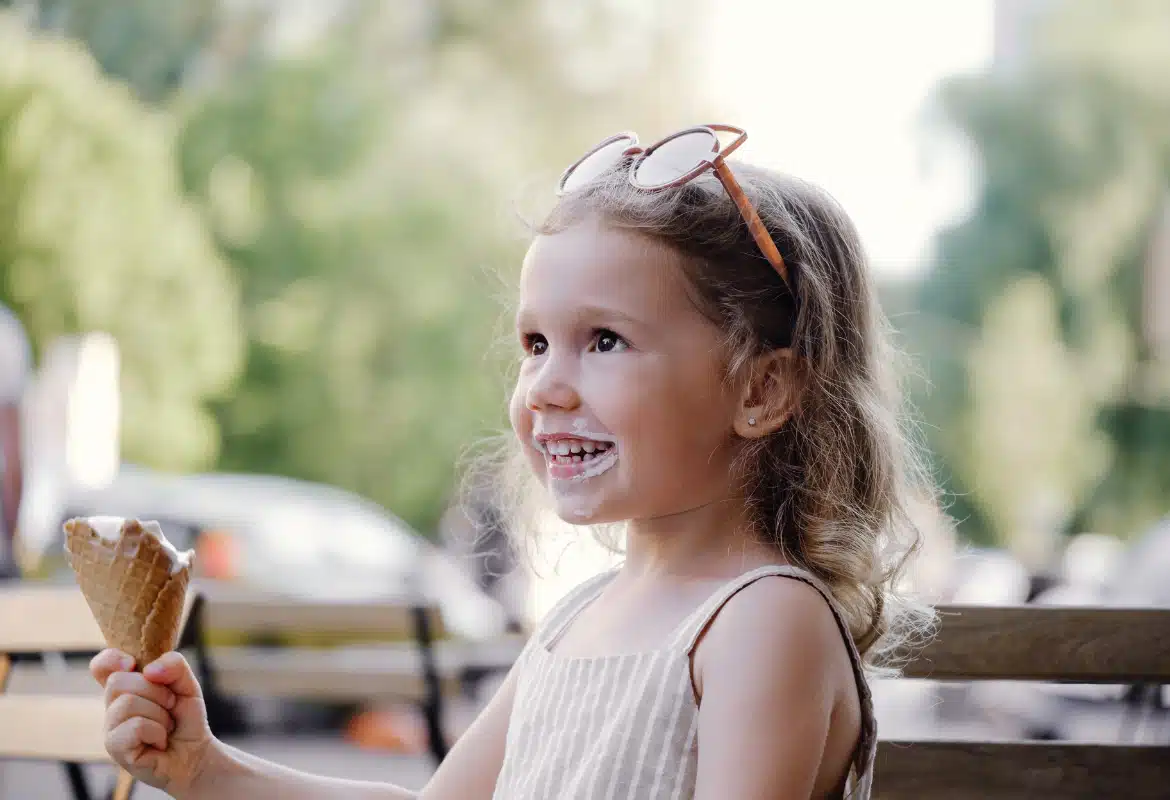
[[545, 439, 613, 456], [549, 446, 614, 464]]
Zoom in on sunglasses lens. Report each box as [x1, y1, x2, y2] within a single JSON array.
[[561, 136, 635, 193], [633, 130, 717, 189]]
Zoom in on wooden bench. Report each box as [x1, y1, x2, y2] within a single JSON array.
[[874, 604, 1170, 799], [208, 637, 524, 701], [188, 588, 524, 764], [0, 585, 137, 800]]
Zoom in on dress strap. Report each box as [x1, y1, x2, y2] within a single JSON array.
[[669, 565, 878, 793], [537, 568, 620, 651], [669, 565, 814, 653]]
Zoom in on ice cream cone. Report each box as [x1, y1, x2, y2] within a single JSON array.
[[63, 517, 195, 670]]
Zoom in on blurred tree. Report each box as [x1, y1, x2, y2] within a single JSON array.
[[0, 16, 243, 471], [8, 0, 700, 533], [175, 1, 699, 533], [175, 50, 512, 534], [0, 0, 219, 102], [345, 0, 702, 186], [0, 0, 275, 103], [909, 0, 1170, 559]]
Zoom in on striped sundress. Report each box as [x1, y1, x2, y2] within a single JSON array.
[[492, 564, 877, 799]]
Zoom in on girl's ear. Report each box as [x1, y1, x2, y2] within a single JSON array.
[[733, 348, 804, 439]]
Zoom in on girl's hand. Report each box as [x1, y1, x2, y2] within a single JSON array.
[[90, 649, 217, 796]]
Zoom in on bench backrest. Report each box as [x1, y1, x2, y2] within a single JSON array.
[[0, 584, 196, 800], [0, 585, 129, 800], [202, 589, 447, 643], [0, 586, 110, 769], [189, 589, 455, 764], [874, 604, 1170, 799], [0, 585, 106, 657]]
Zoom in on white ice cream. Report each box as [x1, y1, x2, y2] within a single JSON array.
[[86, 515, 128, 542], [83, 515, 193, 574]]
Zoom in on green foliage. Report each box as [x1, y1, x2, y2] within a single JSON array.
[[7, 0, 698, 534], [175, 49, 515, 534], [910, 0, 1170, 556], [0, 16, 242, 471], [165, 1, 693, 534], [1, 0, 219, 102]]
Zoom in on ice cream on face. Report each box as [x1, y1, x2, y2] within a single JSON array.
[[534, 419, 620, 482], [79, 515, 192, 574]]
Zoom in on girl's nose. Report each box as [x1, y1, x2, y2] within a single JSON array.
[[525, 360, 581, 412]]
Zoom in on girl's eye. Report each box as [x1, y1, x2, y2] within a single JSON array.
[[592, 329, 628, 354], [522, 333, 548, 356]]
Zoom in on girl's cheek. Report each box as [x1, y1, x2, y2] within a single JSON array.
[[509, 383, 548, 477], [509, 389, 540, 471], [508, 382, 526, 432]]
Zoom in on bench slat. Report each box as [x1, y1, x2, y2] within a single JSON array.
[[203, 591, 446, 641], [0, 695, 111, 762], [874, 740, 1170, 799], [901, 605, 1170, 683], [0, 587, 106, 653], [214, 648, 455, 701], [211, 638, 525, 701]]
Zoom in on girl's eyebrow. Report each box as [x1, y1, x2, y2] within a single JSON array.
[[577, 304, 644, 326], [516, 304, 646, 329]]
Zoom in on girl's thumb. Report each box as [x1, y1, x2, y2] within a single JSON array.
[[143, 652, 210, 742], [143, 652, 202, 700]]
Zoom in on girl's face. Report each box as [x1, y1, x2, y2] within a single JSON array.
[[510, 216, 743, 524]]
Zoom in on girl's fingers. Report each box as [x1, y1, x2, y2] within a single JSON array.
[[106, 716, 169, 764], [106, 693, 175, 735], [143, 652, 202, 700], [90, 649, 135, 688], [105, 670, 177, 713]]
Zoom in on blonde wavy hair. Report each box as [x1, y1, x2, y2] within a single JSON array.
[[468, 159, 938, 668]]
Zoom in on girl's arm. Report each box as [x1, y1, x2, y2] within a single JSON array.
[[417, 666, 517, 798], [690, 578, 847, 799], [189, 741, 418, 800], [92, 649, 516, 800], [190, 666, 520, 800]]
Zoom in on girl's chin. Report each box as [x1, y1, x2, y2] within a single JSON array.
[[553, 505, 608, 524], [546, 487, 620, 525], [529, 453, 625, 523]]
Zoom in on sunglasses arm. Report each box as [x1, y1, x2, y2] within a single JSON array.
[[711, 160, 792, 287]]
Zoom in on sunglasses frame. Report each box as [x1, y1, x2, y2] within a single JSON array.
[[556, 124, 792, 289]]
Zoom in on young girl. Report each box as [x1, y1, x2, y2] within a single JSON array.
[[90, 124, 934, 799]]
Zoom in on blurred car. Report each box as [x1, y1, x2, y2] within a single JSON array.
[[1107, 516, 1170, 608], [33, 464, 510, 642]]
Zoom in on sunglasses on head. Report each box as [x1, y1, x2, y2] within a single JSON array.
[[557, 124, 792, 292]]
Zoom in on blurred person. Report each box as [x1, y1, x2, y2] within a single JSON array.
[[87, 125, 938, 799], [0, 301, 31, 581]]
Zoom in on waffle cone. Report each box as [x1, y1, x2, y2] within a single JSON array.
[[64, 518, 194, 669]]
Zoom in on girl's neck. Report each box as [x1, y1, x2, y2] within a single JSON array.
[[621, 496, 785, 582]]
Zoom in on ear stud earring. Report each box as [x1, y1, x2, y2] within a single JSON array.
[[748, 417, 757, 426]]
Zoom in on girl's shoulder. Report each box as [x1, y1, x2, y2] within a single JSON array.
[[688, 565, 877, 794], [694, 571, 847, 664], [676, 564, 844, 653]]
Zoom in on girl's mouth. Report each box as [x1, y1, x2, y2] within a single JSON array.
[[537, 436, 619, 481]]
